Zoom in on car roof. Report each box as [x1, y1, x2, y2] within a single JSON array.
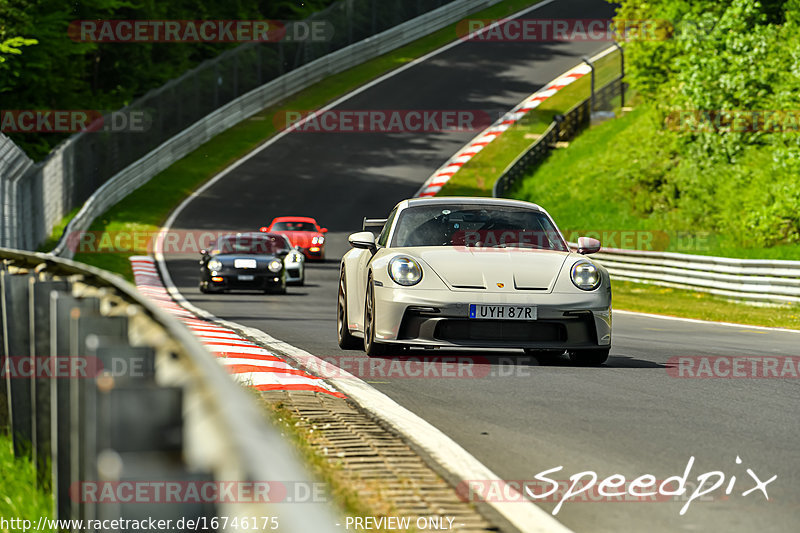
[[271, 216, 318, 224], [401, 196, 545, 212]]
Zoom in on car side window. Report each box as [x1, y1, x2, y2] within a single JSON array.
[[376, 209, 397, 247]]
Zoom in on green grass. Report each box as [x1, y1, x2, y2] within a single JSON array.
[[438, 49, 623, 196], [0, 433, 54, 531], [613, 280, 800, 330], [35, 0, 546, 282], [509, 103, 800, 260]]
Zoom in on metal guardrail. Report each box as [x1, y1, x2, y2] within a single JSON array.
[[0, 247, 339, 530], [566, 244, 800, 305], [492, 76, 625, 198]]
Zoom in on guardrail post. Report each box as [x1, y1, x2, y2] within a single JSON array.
[[82, 337, 155, 525], [71, 312, 128, 528], [612, 42, 625, 108], [30, 278, 70, 487], [1, 270, 33, 457], [50, 291, 100, 521], [0, 263, 6, 429], [582, 56, 595, 112], [94, 383, 215, 525]]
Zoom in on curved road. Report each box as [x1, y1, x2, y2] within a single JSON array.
[[162, 1, 800, 531]]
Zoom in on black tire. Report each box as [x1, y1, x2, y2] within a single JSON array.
[[337, 269, 361, 350], [364, 275, 389, 357], [569, 348, 610, 367], [523, 349, 565, 365]]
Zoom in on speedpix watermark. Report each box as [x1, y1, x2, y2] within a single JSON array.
[[68, 20, 334, 43], [457, 456, 775, 516], [275, 109, 493, 133], [668, 356, 800, 378]]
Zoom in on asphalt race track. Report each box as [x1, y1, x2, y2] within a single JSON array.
[[162, 0, 800, 531]]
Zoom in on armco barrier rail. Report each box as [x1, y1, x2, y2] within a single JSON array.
[[0, 247, 339, 530], [0, 0, 504, 254], [566, 244, 800, 305]]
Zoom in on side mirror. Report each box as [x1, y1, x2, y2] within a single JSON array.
[[200, 249, 208, 256], [259, 226, 268, 232], [293, 245, 301, 251], [320, 227, 328, 233], [348, 231, 376, 252], [577, 237, 601, 255]]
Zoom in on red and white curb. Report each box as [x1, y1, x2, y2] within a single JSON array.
[[129, 256, 345, 398], [415, 46, 616, 197]]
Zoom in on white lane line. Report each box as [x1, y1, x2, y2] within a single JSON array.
[[614, 309, 800, 334]]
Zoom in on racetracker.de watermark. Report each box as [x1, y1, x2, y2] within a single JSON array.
[[1, 110, 150, 133], [274, 109, 494, 133], [667, 356, 800, 379], [666, 110, 800, 133], [68, 20, 334, 43], [298, 355, 555, 380], [446, 229, 714, 253], [456, 18, 672, 42], [0, 356, 150, 379], [70, 481, 327, 504]]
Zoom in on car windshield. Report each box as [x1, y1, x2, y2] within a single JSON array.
[[272, 221, 317, 232], [391, 204, 567, 251], [215, 235, 283, 255]]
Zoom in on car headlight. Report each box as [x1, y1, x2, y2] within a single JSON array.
[[286, 252, 302, 263], [268, 259, 283, 272], [571, 260, 601, 291], [312, 236, 325, 245], [207, 259, 223, 271], [388, 256, 422, 286]]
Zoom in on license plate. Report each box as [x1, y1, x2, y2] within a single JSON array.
[[238, 275, 255, 281], [234, 259, 257, 269], [469, 304, 536, 320]]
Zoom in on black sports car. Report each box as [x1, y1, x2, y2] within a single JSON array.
[[199, 232, 289, 294]]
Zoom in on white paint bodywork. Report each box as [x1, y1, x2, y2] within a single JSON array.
[[341, 197, 612, 349]]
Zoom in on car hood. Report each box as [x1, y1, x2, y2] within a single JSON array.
[[210, 254, 280, 267], [415, 248, 570, 292]]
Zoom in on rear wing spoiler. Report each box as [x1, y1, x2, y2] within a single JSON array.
[[362, 218, 387, 232]]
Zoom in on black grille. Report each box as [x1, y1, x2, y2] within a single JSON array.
[[434, 320, 566, 343]]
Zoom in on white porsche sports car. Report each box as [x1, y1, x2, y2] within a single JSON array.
[[337, 197, 612, 365]]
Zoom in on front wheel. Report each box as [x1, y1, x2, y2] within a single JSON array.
[[569, 348, 610, 367], [364, 275, 389, 357], [337, 270, 361, 349]]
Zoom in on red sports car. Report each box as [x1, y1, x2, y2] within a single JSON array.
[[260, 216, 328, 260]]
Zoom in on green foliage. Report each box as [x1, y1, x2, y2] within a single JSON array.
[[589, 0, 800, 251], [0, 0, 336, 159], [0, 434, 54, 530]]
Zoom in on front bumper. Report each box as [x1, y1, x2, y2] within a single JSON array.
[[372, 286, 611, 349], [205, 270, 283, 291]]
